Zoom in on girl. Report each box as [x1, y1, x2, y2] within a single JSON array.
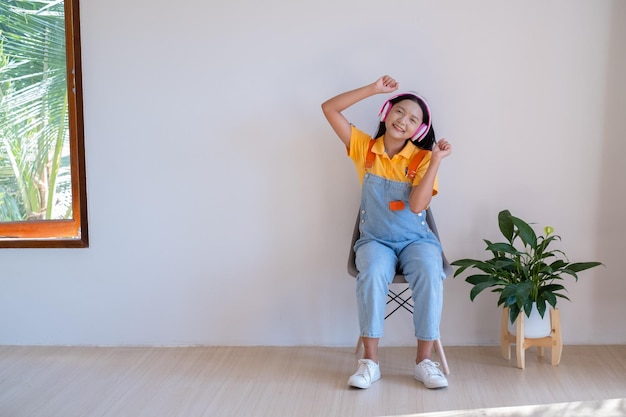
[[321, 75, 452, 389]]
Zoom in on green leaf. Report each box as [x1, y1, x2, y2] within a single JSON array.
[[486, 242, 520, 255], [500, 285, 517, 298], [450, 259, 482, 267], [549, 259, 568, 270], [451, 259, 495, 276], [508, 305, 521, 323], [544, 292, 557, 308], [565, 262, 603, 273], [511, 215, 537, 249], [498, 210, 514, 243], [540, 283, 566, 293], [515, 282, 532, 307], [522, 300, 534, 317], [535, 299, 547, 318], [554, 293, 571, 301], [469, 281, 499, 301], [465, 274, 498, 285]]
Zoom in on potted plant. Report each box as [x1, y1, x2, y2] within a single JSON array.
[[451, 209, 603, 327]]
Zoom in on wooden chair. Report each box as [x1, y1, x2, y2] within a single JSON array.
[[347, 207, 452, 375]]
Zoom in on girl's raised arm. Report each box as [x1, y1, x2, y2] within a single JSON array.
[[321, 75, 398, 148]]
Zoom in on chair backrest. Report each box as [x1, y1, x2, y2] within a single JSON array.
[[347, 207, 453, 280]]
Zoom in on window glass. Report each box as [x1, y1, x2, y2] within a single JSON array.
[[0, 0, 88, 247]]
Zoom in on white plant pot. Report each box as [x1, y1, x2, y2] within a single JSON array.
[[507, 302, 552, 338]]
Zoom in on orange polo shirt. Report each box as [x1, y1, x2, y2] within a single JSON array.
[[348, 126, 438, 195]]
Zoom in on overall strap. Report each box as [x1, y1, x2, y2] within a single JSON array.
[[364, 138, 429, 180], [364, 139, 377, 170], [406, 149, 429, 180]]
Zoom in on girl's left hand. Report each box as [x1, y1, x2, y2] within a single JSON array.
[[432, 139, 452, 159], [374, 75, 399, 94]]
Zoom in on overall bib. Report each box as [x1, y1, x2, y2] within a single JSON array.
[[354, 172, 445, 340]]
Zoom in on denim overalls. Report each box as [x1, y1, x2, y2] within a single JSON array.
[[354, 169, 446, 341]]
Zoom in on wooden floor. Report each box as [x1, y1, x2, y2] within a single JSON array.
[[0, 345, 625, 417]]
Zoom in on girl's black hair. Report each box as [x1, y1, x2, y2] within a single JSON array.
[[373, 94, 436, 150]]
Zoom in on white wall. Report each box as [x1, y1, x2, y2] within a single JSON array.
[[0, 0, 624, 346]]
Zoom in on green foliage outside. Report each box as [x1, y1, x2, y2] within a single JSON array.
[[0, 0, 72, 222]]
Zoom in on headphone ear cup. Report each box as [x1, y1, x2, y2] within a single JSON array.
[[412, 123, 428, 141], [379, 101, 391, 122]]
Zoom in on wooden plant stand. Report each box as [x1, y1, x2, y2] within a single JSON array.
[[500, 307, 563, 369]]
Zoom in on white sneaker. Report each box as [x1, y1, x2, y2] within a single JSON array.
[[414, 359, 448, 389], [348, 359, 380, 389]]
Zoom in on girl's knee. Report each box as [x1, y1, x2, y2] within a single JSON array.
[[356, 242, 397, 277], [356, 268, 394, 292], [403, 257, 442, 281]]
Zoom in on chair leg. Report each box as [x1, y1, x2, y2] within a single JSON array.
[[434, 338, 450, 375]]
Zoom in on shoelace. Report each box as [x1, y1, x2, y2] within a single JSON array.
[[355, 360, 374, 379], [420, 361, 443, 377]]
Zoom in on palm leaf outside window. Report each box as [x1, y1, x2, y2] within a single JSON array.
[[0, 0, 87, 247]]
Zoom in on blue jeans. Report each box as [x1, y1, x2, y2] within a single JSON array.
[[354, 173, 445, 340]]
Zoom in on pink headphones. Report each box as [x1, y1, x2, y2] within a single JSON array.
[[378, 92, 432, 141]]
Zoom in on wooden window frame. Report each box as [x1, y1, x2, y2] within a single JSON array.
[[0, 0, 88, 248]]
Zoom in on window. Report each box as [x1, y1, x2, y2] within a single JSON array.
[[0, 0, 87, 248]]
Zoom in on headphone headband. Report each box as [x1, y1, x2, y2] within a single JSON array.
[[378, 92, 432, 142]]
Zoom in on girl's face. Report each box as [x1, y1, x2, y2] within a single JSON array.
[[384, 99, 424, 141]]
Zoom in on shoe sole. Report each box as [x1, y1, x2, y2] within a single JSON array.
[[414, 375, 448, 389], [348, 375, 380, 389]]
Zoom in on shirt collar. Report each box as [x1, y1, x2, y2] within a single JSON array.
[[372, 138, 417, 159]]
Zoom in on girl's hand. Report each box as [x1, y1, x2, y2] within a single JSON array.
[[374, 75, 399, 94], [432, 138, 452, 160]]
